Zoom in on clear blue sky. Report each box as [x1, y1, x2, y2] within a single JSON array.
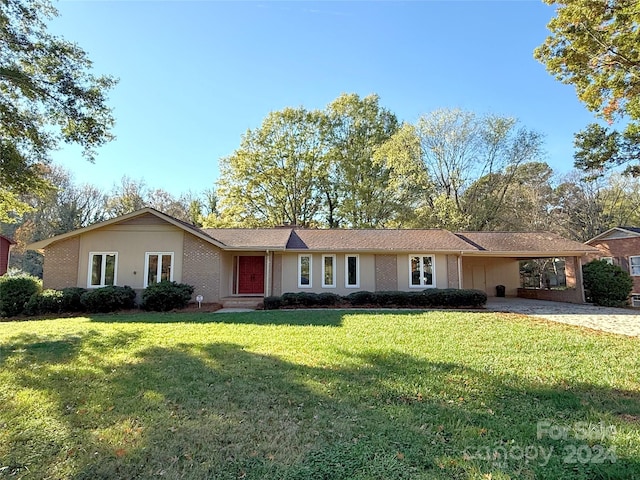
[[49, 0, 597, 198]]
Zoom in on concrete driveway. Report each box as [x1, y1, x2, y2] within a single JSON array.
[[486, 297, 640, 337]]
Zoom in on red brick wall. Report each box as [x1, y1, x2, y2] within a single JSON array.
[[589, 238, 640, 293], [374, 254, 397, 291], [43, 237, 80, 289], [181, 233, 221, 302], [517, 288, 583, 303]]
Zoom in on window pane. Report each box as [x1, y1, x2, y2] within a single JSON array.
[[105, 254, 116, 286], [422, 256, 433, 286], [91, 255, 102, 286], [631, 257, 640, 266], [148, 255, 158, 285], [161, 255, 172, 281], [347, 256, 357, 285], [300, 256, 310, 285], [324, 256, 334, 285], [410, 256, 421, 286]]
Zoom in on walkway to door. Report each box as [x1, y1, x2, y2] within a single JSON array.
[[486, 297, 640, 337]]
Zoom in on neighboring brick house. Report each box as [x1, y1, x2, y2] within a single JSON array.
[[0, 234, 15, 276], [585, 227, 640, 307], [27, 208, 598, 306]]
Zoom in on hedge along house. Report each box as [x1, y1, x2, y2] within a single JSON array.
[[27, 208, 598, 307]]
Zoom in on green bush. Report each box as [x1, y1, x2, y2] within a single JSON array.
[[318, 292, 341, 306], [24, 289, 64, 316], [345, 291, 375, 306], [0, 274, 42, 317], [141, 281, 194, 311], [262, 296, 282, 310], [61, 287, 87, 312], [583, 260, 633, 307], [81, 285, 137, 313]]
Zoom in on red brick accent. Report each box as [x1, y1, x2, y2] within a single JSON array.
[[181, 233, 221, 302], [517, 288, 583, 303], [446, 255, 459, 288], [375, 255, 397, 291], [43, 237, 80, 289]]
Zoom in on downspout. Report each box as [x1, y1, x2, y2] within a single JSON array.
[[458, 252, 463, 289]]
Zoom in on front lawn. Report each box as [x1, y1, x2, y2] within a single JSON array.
[[1, 310, 638, 479]]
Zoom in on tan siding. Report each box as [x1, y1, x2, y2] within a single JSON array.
[[117, 213, 168, 226], [43, 238, 80, 289], [280, 252, 376, 295], [461, 257, 520, 296], [272, 254, 283, 296], [182, 233, 221, 302], [375, 255, 397, 291], [78, 226, 184, 288]]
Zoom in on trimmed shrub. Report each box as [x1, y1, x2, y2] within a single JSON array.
[[24, 289, 65, 316], [345, 291, 375, 306], [583, 260, 633, 307], [81, 286, 137, 313], [263, 296, 282, 310], [318, 292, 341, 306], [61, 287, 87, 312], [141, 281, 194, 311], [0, 274, 42, 317]]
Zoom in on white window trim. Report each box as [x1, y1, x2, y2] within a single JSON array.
[[144, 252, 175, 288], [632, 294, 640, 308], [409, 254, 436, 289], [601, 257, 614, 265], [298, 254, 312, 288], [322, 254, 336, 288], [345, 254, 360, 288], [629, 256, 640, 276], [87, 252, 118, 288]]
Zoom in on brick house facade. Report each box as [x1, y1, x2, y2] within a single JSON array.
[[585, 227, 640, 306]]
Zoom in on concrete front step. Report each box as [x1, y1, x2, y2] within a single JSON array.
[[221, 296, 263, 309]]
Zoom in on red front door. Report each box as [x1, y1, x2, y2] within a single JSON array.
[[238, 256, 265, 294]]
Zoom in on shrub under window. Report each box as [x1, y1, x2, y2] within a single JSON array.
[[141, 281, 194, 311]]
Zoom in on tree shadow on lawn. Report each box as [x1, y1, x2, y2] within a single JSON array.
[[86, 309, 345, 327], [1, 333, 639, 479]]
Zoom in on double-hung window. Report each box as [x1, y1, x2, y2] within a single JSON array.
[[145, 252, 174, 287], [409, 255, 435, 288], [345, 254, 359, 288], [88, 252, 117, 287], [298, 254, 312, 288], [630, 256, 640, 276], [322, 254, 336, 288]]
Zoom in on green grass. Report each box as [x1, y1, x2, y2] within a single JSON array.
[[1, 310, 639, 479]]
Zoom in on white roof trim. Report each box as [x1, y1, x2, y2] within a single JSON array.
[[585, 227, 640, 245]]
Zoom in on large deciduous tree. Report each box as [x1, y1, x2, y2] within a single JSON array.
[[534, 0, 640, 174], [414, 109, 544, 229], [216, 107, 325, 227], [0, 0, 117, 222]]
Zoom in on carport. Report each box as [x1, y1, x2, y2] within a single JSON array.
[[454, 232, 600, 303]]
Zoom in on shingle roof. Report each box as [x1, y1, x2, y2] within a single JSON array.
[[285, 228, 476, 252], [620, 226, 640, 234], [204, 228, 294, 249], [455, 231, 598, 254]]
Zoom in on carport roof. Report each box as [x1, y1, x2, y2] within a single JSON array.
[[455, 231, 599, 256]]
